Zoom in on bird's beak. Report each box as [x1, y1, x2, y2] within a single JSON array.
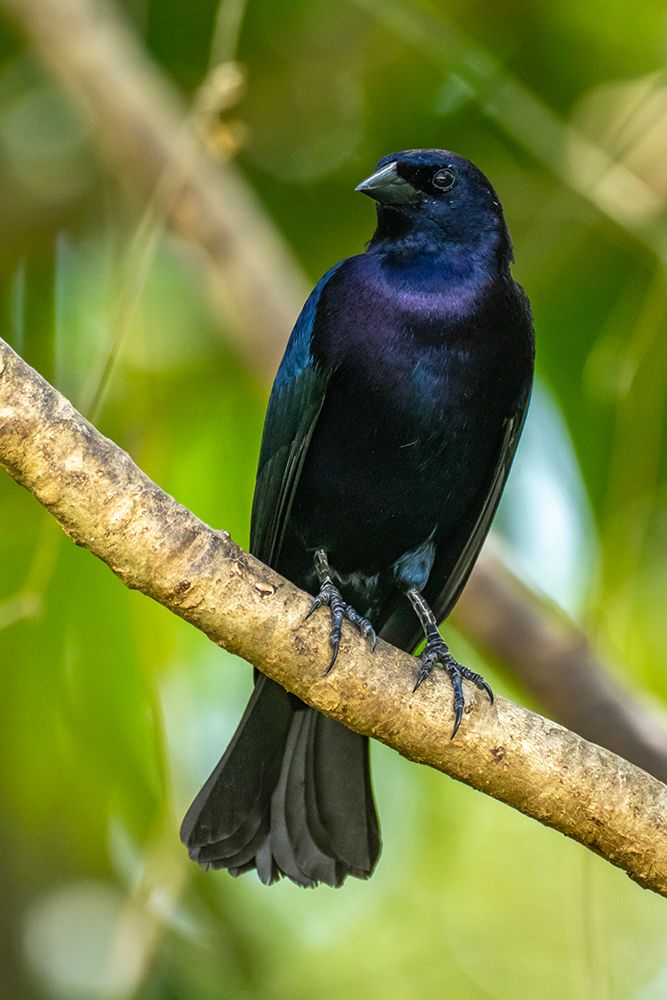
[[355, 162, 417, 205]]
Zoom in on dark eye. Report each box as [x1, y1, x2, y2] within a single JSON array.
[[432, 167, 456, 192]]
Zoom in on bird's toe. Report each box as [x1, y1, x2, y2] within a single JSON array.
[[414, 637, 492, 735]]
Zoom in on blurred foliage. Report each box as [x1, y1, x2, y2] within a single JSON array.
[[1, 0, 667, 997]]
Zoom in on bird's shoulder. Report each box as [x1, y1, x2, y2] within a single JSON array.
[[275, 259, 349, 383]]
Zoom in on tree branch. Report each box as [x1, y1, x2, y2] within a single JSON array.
[[1, 335, 666, 898], [455, 556, 667, 784]]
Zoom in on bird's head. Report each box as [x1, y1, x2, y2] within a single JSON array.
[[356, 149, 512, 267]]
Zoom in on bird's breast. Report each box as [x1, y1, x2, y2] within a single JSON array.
[[296, 259, 533, 574]]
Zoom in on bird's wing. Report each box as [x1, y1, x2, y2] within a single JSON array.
[[250, 263, 343, 567], [380, 393, 531, 651]]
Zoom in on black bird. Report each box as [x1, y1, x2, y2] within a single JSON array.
[[181, 149, 535, 887]]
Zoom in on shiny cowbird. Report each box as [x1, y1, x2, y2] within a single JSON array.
[[181, 149, 535, 887]]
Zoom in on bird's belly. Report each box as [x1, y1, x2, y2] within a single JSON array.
[[290, 367, 501, 578]]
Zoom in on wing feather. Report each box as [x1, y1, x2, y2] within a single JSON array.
[[250, 263, 343, 566], [380, 394, 531, 651]]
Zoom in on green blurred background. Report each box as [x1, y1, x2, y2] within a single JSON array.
[[1, 0, 667, 996]]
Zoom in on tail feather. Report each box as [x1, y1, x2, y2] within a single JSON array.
[[262, 708, 336, 886], [181, 676, 381, 886], [278, 709, 340, 886], [180, 676, 293, 868], [312, 714, 380, 876], [196, 819, 265, 870]]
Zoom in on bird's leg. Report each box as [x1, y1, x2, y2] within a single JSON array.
[[406, 589, 493, 737], [306, 549, 377, 672]]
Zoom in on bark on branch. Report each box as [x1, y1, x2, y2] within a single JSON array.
[[1, 335, 666, 898]]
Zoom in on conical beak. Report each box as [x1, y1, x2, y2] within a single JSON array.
[[355, 162, 417, 205]]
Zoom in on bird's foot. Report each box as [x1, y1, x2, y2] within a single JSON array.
[[414, 636, 493, 737], [306, 581, 377, 672]]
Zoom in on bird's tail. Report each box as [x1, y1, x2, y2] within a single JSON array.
[[180, 675, 381, 887]]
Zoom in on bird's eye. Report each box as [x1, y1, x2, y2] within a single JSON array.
[[432, 167, 456, 192]]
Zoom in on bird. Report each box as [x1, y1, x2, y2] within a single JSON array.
[[180, 149, 535, 888]]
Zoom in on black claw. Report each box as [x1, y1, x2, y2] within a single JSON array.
[[451, 701, 464, 739], [325, 644, 340, 673], [460, 665, 495, 705], [305, 596, 322, 620], [414, 656, 432, 690], [359, 620, 377, 651]]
